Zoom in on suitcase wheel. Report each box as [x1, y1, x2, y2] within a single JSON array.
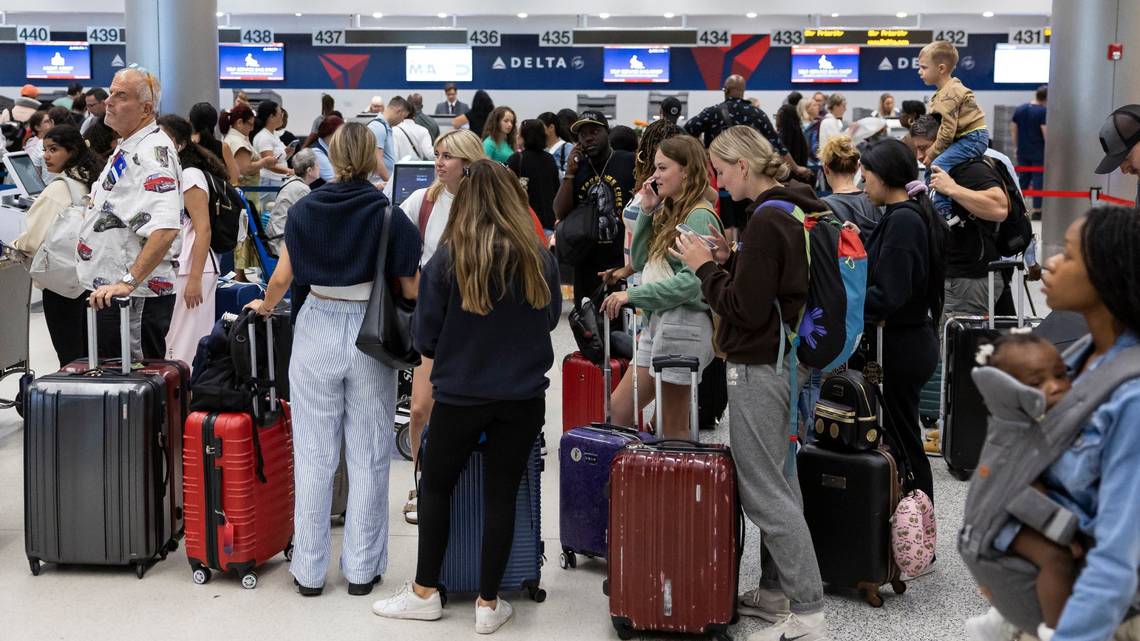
[[241, 572, 258, 590], [709, 626, 733, 641], [858, 585, 884, 608], [891, 579, 907, 595], [524, 580, 546, 603], [559, 549, 576, 570], [284, 542, 294, 562], [28, 558, 41, 576], [612, 617, 635, 640], [946, 464, 972, 482], [396, 423, 413, 461], [601, 579, 609, 597], [135, 563, 147, 580], [192, 566, 212, 585], [438, 586, 449, 607]]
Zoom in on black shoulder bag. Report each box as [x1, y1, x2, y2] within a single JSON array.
[[356, 206, 422, 370]]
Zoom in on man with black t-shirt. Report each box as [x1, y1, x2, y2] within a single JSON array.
[[685, 75, 812, 240], [553, 110, 635, 309], [911, 115, 1010, 330]]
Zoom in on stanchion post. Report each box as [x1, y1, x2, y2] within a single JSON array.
[[1089, 186, 1102, 207]]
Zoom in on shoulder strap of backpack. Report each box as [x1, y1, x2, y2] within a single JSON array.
[[417, 196, 435, 238]]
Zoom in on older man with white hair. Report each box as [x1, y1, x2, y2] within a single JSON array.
[[79, 64, 182, 360]]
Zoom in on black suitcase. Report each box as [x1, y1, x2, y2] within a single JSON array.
[[798, 442, 905, 607], [24, 297, 176, 578], [942, 261, 1038, 480]]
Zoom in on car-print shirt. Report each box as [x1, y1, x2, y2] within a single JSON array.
[[76, 122, 183, 297]]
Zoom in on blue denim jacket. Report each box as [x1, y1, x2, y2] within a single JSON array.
[[1047, 331, 1140, 641]]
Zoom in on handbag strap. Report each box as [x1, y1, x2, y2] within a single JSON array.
[[373, 205, 393, 285], [417, 197, 435, 238]]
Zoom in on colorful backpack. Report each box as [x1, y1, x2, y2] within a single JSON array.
[[767, 200, 868, 475]]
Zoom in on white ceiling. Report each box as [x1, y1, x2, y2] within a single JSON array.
[[0, 0, 1053, 17]]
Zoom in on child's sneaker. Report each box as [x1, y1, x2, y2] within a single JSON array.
[[475, 598, 514, 634], [964, 607, 1021, 641], [372, 581, 443, 621], [747, 612, 829, 641], [1036, 623, 1054, 641]]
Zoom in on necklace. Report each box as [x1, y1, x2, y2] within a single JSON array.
[[587, 150, 614, 180]]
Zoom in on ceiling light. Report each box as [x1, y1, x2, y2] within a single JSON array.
[[517, 12, 528, 18], [746, 12, 757, 18], [896, 11, 908, 18], [664, 12, 675, 19], [372, 11, 383, 18], [215, 11, 225, 18], [437, 12, 448, 18], [831, 12, 840, 18], [598, 13, 610, 19], [294, 12, 303, 17], [982, 11, 995, 17]]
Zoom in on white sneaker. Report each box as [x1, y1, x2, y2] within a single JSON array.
[[964, 608, 1021, 641], [372, 581, 443, 621], [747, 612, 829, 641], [475, 598, 514, 634], [1036, 623, 1054, 641], [737, 587, 791, 623]]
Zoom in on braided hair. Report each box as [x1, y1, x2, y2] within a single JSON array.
[[1081, 205, 1140, 336], [633, 119, 684, 190]]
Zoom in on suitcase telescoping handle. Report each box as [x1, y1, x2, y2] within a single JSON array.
[[987, 259, 1027, 330], [651, 354, 700, 441], [246, 311, 278, 418], [85, 295, 132, 374]]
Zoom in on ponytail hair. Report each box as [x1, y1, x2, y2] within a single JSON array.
[[219, 103, 254, 136]]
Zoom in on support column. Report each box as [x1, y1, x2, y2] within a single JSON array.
[[125, 0, 218, 117], [1042, 0, 1140, 253]]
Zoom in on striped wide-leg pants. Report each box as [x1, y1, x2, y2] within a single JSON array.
[[288, 297, 396, 588]]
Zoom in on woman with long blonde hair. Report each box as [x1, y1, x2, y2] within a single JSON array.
[[598, 134, 722, 436], [374, 160, 560, 635], [397, 128, 487, 523]]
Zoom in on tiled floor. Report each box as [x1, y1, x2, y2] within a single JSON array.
[[0, 281, 1051, 641]]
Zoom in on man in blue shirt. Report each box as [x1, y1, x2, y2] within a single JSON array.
[[366, 103, 397, 186], [1010, 85, 1047, 218]]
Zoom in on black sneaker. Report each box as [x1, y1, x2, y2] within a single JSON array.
[[294, 579, 323, 597], [348, 575, 383, 596]]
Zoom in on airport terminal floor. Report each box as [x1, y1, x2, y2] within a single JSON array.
[[0, 281, 1052, 641]]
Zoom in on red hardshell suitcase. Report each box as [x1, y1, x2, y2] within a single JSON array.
[[562, 352, 627, 432], [183, 314, 295, 588], [606, 355, 741, 640], [63, 357, 189, 538]]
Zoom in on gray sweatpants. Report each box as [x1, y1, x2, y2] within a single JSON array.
[[941, 275, 1006, 335], [727, 360, 824, 614]]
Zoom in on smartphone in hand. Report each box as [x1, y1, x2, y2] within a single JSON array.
[[675, 223, 718, 249], [649, 179, 660, 195]]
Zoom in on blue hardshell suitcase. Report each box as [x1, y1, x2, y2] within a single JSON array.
[[214, 279, 263, 320], [434, 435, 546, 603]]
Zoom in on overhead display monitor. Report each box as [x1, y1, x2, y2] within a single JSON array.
[[405, 46, 473, 82], [25, 42, 91, 80], [791, 45, 860, 83], [603, 47, 670, 84], [219, 44, 285, 81], [993, 44, 1050, 84]]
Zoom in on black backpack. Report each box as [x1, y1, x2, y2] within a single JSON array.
[[813, 369, 881, 451], [203, 171, 243, 254], [981, 156, 1033, 257]]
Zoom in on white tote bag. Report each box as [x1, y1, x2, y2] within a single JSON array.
[[28, 177, 88, 298]]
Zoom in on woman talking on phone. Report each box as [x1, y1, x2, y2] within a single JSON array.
[[598, 135, 722, 437]]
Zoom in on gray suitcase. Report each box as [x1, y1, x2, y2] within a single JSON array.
[[24, 297, 175, 578]]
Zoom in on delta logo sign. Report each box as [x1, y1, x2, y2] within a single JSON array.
[[319, 53, 371, 89], [691, 34, 772, 90]]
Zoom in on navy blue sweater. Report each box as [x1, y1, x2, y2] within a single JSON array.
[[414, 244, 562, 405]]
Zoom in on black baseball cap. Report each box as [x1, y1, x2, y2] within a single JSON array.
[[660, 96, 683, 121], [1095, 105, 1140, 174], [571, 110, 609, 134]]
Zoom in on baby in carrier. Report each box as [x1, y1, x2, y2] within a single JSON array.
[[966, 332, 1083, 641]]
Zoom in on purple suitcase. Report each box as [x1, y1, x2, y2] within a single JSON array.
[[559, 312, 653, 569]]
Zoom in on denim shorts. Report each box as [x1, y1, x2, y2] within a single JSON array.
[[635, 306, 714, 385]]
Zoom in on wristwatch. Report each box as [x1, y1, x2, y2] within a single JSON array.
[[119, 272, 138, 289]]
